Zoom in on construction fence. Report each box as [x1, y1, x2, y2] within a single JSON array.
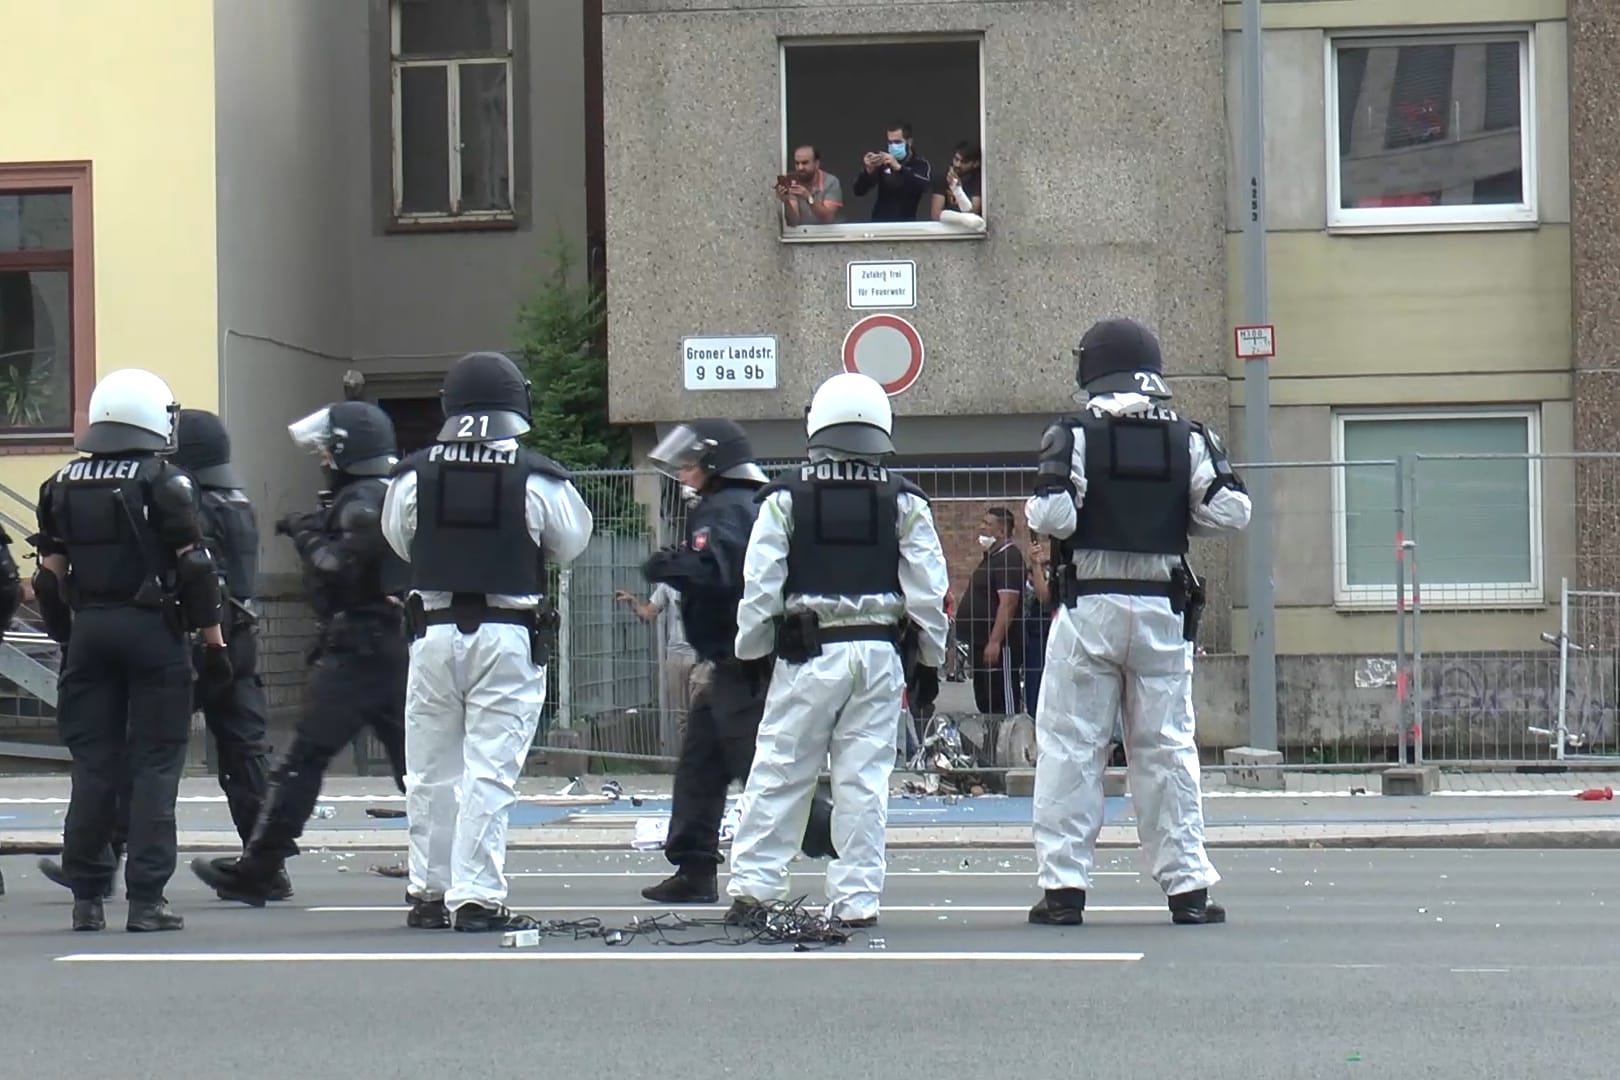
[[544, 454, 1620, 773]]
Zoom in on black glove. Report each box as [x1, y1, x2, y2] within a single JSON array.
[[275, 511, 318, 538], [198, 643, 233, 696], [911, 664, 941, 718]]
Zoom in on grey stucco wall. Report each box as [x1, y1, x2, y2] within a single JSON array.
[[602, 0, 1231, 426]]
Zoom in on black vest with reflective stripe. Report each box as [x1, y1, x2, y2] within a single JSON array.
[[1070, 407, 1192, 555], [47, 454, 171, 602], [758, 460, 920, 599], [400, 443, 568, 596]]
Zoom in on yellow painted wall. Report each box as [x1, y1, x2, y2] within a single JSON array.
[[0, 1, 218, 517]]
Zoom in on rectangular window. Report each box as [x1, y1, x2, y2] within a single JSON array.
[[0, 163, 94, 442], [390, 0, 515, 223], [1334, 409, 1541, 609], [779, 36, 986, 244], [1327, 31, 1535, 231]]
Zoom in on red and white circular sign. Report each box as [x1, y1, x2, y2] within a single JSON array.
[[840, 314, 925, 396]]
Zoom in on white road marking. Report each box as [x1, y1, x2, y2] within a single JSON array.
[[505, 870, 1139, 879], [304, 904, 1165, 915], [1450, 967, 1510, 973], [56, 950, 1145, 964]]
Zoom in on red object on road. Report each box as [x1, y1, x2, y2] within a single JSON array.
[[1574, 787, 1614, 801]]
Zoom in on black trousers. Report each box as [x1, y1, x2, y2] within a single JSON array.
[[195, 616, 272, 843], [665, 659, 767, 868], [56, 607, 192, 903], [245, 613, 407, 867], [972, 640, 1024, 715]]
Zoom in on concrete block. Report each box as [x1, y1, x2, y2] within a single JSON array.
[[1005, 769, 1036, 797], [1382, 765, 1440, 797], [1223, 746, 1285, 791], [1104, 768, 1128, 798]]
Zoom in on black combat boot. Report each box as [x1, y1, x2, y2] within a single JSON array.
[[640, 865, 719, 904], [1028, 888, 1086, 926], [72, 898, 105, 932], [40, 857, 116, 899], [407, 896, 451, 930], [452, 903, 541, 933], [189, 855, 281, 907], [127, 899, 184, 932], [1168, 888, 1226, 925]]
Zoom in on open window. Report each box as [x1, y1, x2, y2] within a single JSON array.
[[1326, 30, 1536, 232], [779, 36, 985, 244]]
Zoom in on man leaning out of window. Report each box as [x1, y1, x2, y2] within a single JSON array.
[[930, 140, 984, 232], [777, 144, 844, 226]]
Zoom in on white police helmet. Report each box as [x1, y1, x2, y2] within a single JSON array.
[[78, 368, 179, 454], [804, 371, 894, 458]]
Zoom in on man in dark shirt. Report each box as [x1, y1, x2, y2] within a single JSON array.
[[931, 141, 984, 221], [955, 507, 1026, 715], [851, 121, 932, 222]]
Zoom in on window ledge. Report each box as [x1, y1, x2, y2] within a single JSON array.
[[386, 214, 519, 236], [1325, 216, 1539, 238], [0, 434, 76, 456], [1334, 591, 1546, 613], [779, 221, 988, 244]]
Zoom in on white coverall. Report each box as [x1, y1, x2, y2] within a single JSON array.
[[1024, 392, 1252, 897], [380, 446, 594, 913], [726, 484, 950, 922]]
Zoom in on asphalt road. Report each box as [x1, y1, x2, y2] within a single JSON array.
[[2, 847, 1616, 1079]]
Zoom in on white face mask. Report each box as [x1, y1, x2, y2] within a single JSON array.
[[679, 484, 700, 506], [978, 534, 997, 550]]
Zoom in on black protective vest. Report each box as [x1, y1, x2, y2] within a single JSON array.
[[759, 460, 920, 598], [304, 478, 409, 618], [46, 455, 173, 602], [399, 443, 570, 596], [200, 487, 260, 601], [1069, 407, 1193, 555], [676, 482, 762, 661]]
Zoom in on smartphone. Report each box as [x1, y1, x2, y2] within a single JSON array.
[[776, 174, 795, 187]]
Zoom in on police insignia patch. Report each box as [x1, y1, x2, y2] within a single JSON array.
[[692, 528, 710, 551]]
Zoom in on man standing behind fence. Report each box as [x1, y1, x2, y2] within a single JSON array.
[[1025, 317, 1250, 928], [381, 351, 594, 934]]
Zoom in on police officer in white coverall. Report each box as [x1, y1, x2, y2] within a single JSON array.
[[381, 351, 594, 933], [1025, 317, 1251, 927], [725, 372, 949, 928]]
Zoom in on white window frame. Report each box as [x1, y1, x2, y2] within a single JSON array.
[[389, 0, 516, 223], [777, 33, 988, 245], [1331, 407, 1543, 611], [1324, 27, 1537, 234]]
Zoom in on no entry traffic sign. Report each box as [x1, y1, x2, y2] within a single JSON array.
[[841, 313, 925, 396]]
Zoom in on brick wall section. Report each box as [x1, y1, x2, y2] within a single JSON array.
[[932, 498, 1036, 620]]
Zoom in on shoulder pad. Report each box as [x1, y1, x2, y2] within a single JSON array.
[[755, 479, 790, 504], [521, 449, 572, 482], [336, 494, 382, 532], [389, 451, 426, 479], [0, 524, 10, 547], [149, 464, 200, 511], [896, 477, 930, 504], [1039, 420, 1075, 451], [1187, 419, 1226, 455]]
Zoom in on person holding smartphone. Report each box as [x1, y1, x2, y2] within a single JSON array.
[[776, 144, 843, 226]]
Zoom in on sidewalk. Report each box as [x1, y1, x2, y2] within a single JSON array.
[[3, 770, 1619, 854]]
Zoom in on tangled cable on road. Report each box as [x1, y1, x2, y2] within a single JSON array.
[[527, 897, 860, 951]]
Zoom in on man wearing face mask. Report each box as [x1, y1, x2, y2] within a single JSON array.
[[852, 121, 933, 223], [956, 507, 1027, 716]]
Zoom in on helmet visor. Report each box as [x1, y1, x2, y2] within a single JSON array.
[[288, 407, 332, 455], [648, 424, 711, 482]]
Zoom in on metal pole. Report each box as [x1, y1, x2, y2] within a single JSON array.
[[1241, 0, 1277, 751], [1409, 458, 1424, 766], [1556, 576, 1570, 762], [557, 566, 574, 730], [1394, 457, 1409, 767]]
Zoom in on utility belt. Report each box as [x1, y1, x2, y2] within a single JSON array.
[[404, 591, 560, 666], [774, 610, 900, 665], [1054, 557, 1206, 643], [69, 577, 186, 640]]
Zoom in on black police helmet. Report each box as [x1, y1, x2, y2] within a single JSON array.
[[439, 351, 533, 442], [650, 418, 769, 486], [1073, 317, 1170, 400], [171, 408, 244, 489], [328, 401, 400, 476]]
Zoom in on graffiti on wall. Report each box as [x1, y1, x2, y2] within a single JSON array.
[[1419, 654, 1617, 752]]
